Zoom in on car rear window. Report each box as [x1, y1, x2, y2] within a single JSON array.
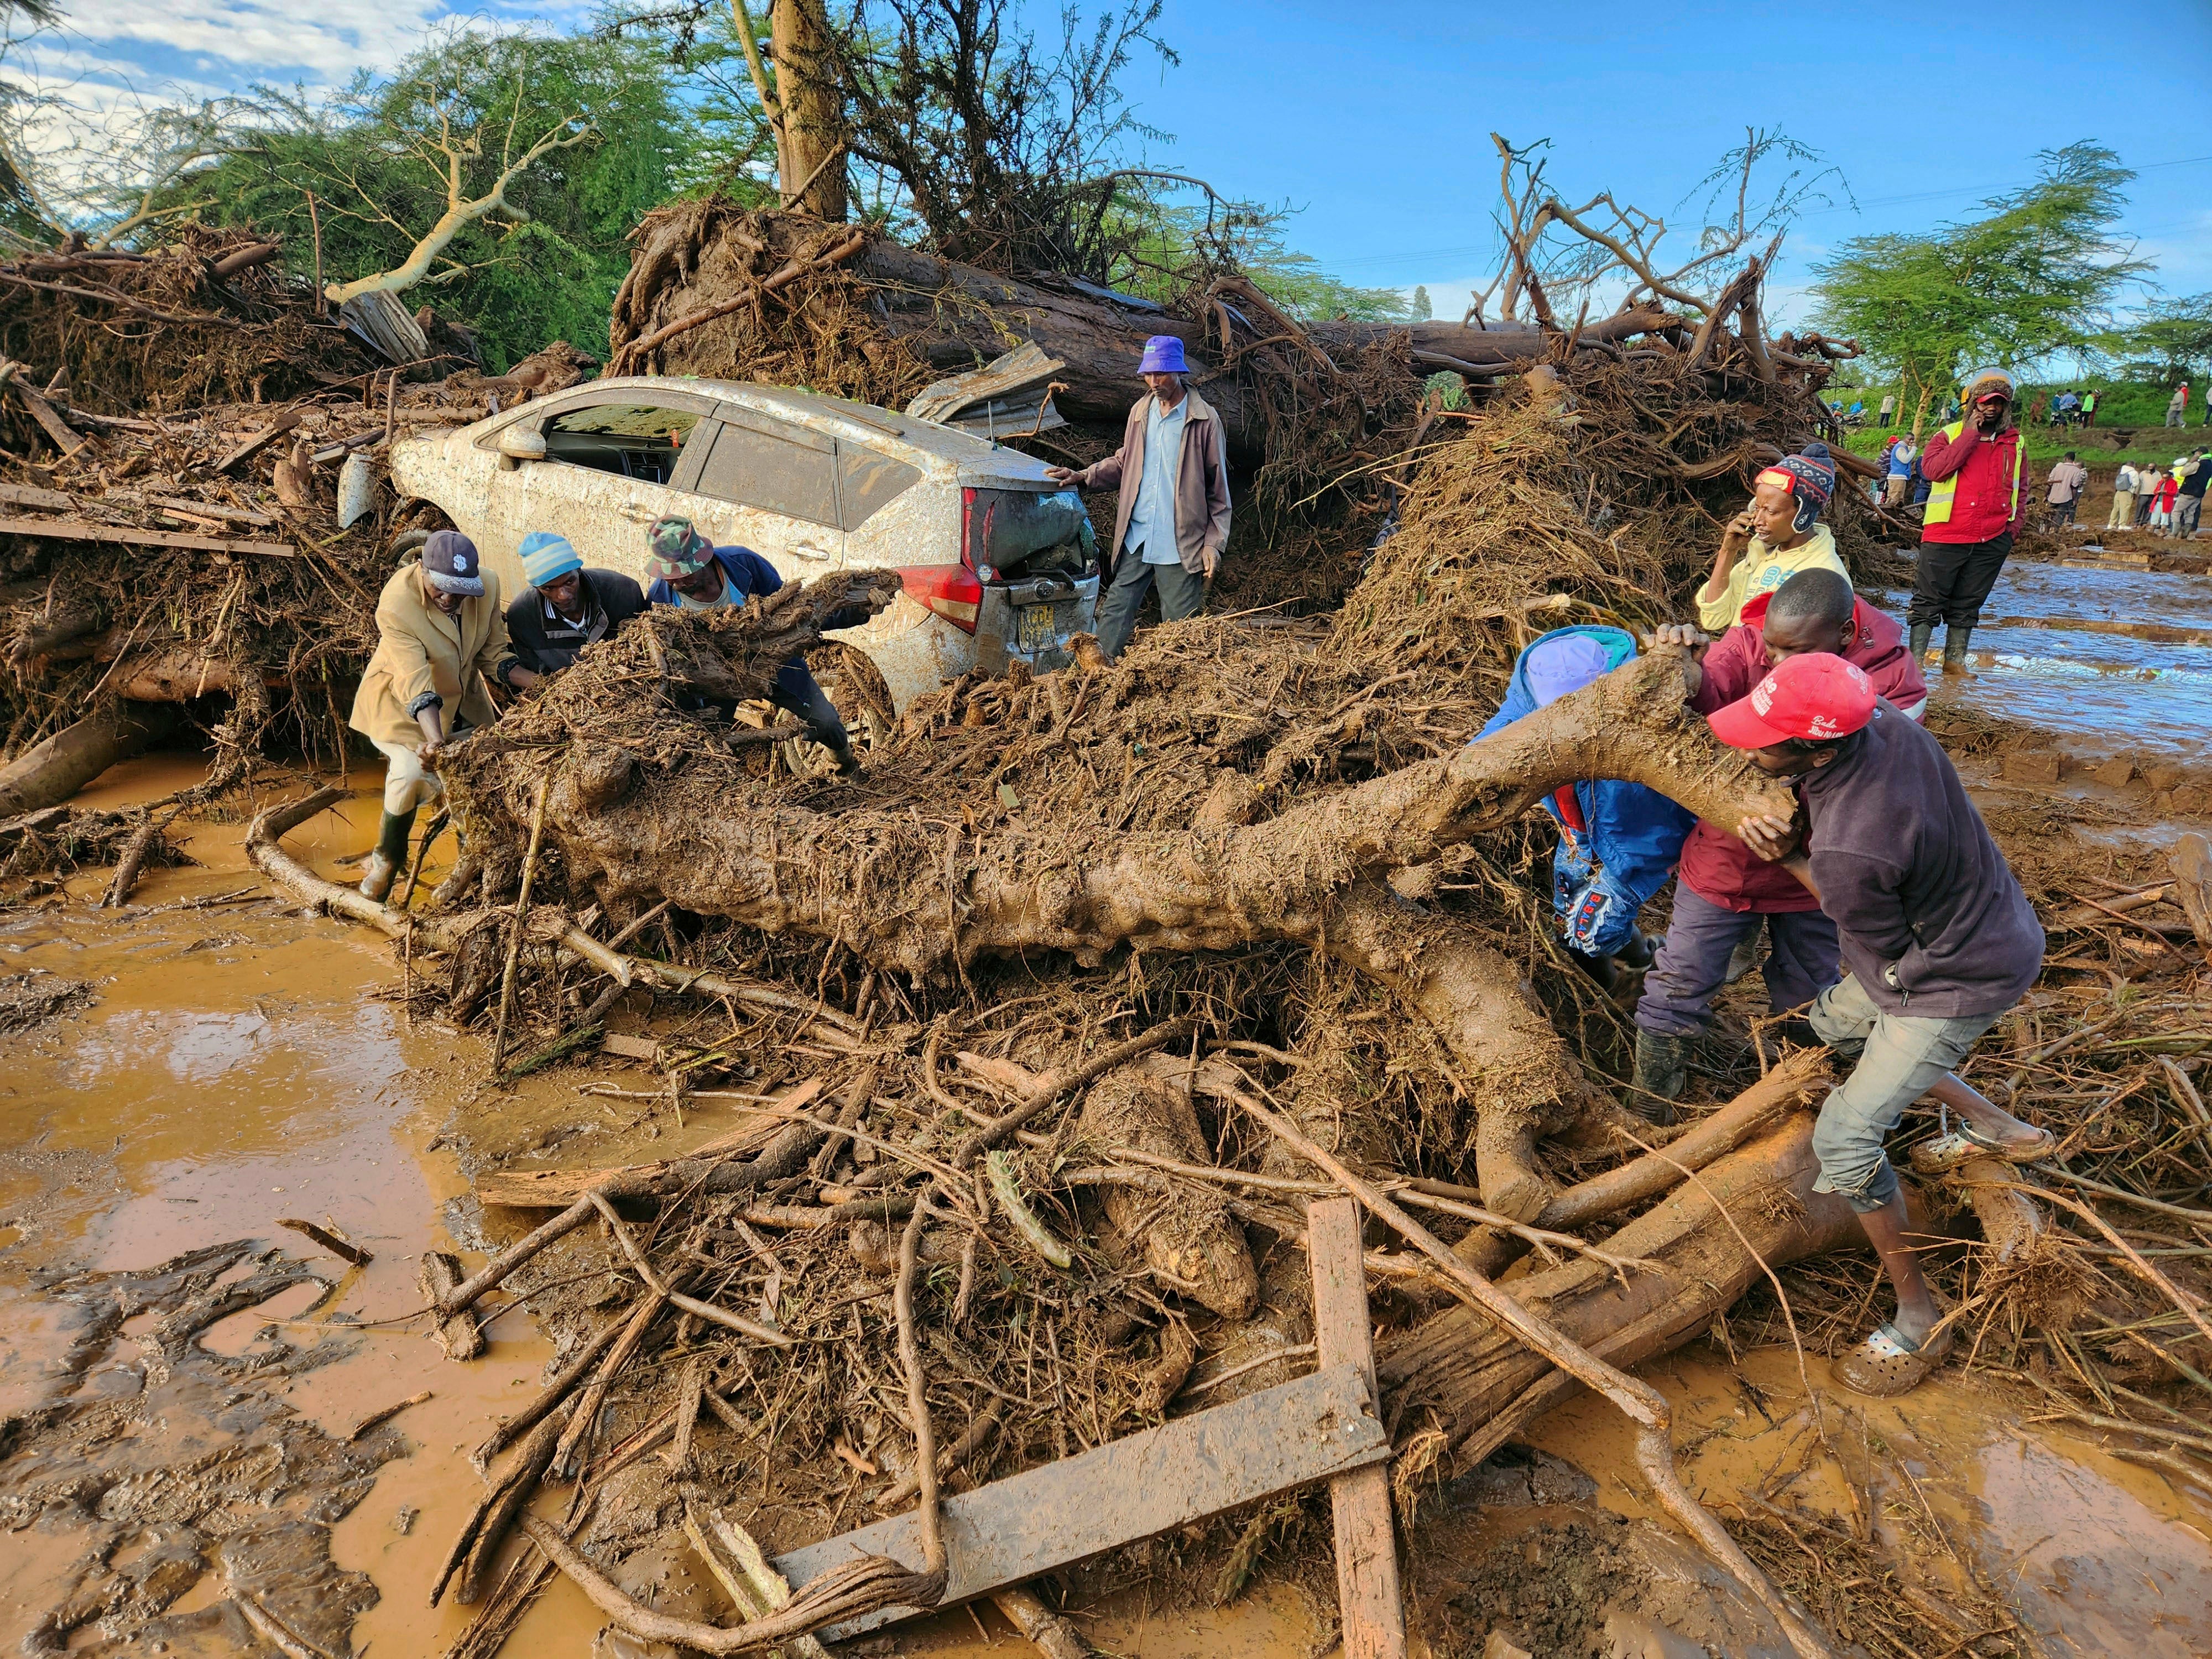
[[695, 416, 839, 527], [966, 488, 1089, 572]]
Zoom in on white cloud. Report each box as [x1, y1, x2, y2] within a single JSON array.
[[47, 0, 448, 85]]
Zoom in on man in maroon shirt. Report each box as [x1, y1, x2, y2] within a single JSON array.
[[1631, 570, 1928, 1112], [1910, 367, 2026, 677]]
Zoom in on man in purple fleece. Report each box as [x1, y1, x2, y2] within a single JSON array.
[[1709, 651, 2053, 1398]]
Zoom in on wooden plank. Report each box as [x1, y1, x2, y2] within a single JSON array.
[[771, 1363, 1391, 1639], [0, 515, 295, 558], [1308, 1196, 1408, 1659], [0, 480, 75, 511], [212, 409, 300, 473]]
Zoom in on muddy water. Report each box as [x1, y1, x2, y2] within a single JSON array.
[[1878, 560, 2212, 753], [0, 758, 561, 1656], [1527, 1345, 2212, 1658], [6, 758, 2210, 1658]]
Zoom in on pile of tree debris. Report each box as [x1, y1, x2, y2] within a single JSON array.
[[225, 279, 2212, 1658]]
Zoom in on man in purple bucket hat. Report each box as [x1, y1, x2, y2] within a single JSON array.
[[1046, 333, 1231, 659]]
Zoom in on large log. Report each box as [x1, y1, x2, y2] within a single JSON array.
[[609, 209, 1683, 460], [0, 701, 177, 816], [1376, 1113, 1863, 1436]]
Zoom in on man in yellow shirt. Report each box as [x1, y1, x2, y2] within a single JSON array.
[[1695, 442, 1851, 631]]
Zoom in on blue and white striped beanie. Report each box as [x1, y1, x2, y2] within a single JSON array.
[[520, 530, 582, 588]]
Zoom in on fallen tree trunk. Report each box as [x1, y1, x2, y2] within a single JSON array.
[[446, 633, 1796, 985], [0, 701, 177, 816], [609, 206, 1685, 459], [1377, 1113, 1861, 1436]]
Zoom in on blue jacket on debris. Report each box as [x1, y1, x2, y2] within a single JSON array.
[[1474, 625, 1695, 957]]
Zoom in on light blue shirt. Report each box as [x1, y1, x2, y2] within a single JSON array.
[[1128, 393, 1188, 566]]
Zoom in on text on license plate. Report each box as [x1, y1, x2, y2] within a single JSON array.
[[1015, 603, 1065, 653]]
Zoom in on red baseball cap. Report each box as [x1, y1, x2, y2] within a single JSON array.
[[1708, 651, 1876, 749]]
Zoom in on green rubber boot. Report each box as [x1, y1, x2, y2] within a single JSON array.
[[1631, 1030, 1691, 1124], [1942, 626, 1974, 677], [1908, 622, 1933, 664], [358, 805, 418, 903]]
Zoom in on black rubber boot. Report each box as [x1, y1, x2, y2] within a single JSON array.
[[358, 805, 418, 903], [1567, 946, 1620, 993], [1942, 625, 1974, 677], [1908, 621, 1934, 663], [1631, 1029, 1691, 1123]]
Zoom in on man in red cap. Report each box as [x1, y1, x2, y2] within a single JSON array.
[[1047, 334, 1230, 660], [1631, 569, 1927, 1110], [1708, 651, 2051, 1397]]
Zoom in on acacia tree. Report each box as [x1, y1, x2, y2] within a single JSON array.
[[1809, 143, 2149, 436], [2099, 292, 2212, 385], [179, 25, 685, 366]]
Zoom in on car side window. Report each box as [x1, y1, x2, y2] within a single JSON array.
[[695, 415, 839, 527], [837, 444, 921, 530], [539, 402, 701, 486]]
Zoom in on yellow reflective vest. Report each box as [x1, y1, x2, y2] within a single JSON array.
[[1922, 421, 2022, 531]]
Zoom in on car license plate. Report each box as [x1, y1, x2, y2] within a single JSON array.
[[1014, 603, 1061, 654]]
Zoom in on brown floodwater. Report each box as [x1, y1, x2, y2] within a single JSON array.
[[3, 755, 2209, 1658]]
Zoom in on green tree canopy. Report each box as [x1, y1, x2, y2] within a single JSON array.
[[1808, 143, 2149, 427], [174, 24, 688, 368], [2098, 292, 2212, 384]]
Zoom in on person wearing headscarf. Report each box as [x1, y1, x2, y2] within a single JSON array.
[[640, 515, 865, 771], [503, 530, 648, 677], [1694, 442, 1850, 631], [1910, 367, 2025, 676], [349, 530, 533, 901], [1474, 627, 1695, 993]]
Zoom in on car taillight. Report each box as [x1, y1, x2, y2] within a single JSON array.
[[899, 562, 983, 632]]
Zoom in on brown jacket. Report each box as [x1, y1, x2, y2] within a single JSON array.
[[1075, 387, 1232, 575], [349, 565, 508, 748]]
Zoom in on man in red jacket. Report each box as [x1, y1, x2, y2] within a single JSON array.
[[1631, 569, 1928, 1110], [1910, 366, 2025, 677]]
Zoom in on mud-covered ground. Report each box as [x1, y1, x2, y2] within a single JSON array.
[[3, 550, 2210, 1659]]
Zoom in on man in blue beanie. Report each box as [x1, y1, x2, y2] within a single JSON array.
[[503, 529, 648, 678], [1046, 334, 1231, 660], [1475, 627, 1695, 992]]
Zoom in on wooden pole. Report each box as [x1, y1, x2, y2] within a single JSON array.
[[1306, 1197, 1407, 1659], [306, 190, 325, 315]]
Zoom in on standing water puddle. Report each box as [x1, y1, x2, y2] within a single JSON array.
[[1879, 559, 2212, 754]]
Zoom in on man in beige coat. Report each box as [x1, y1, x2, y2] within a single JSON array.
[[1046, 335, 1230, 660], [349, 530, 535, 900]]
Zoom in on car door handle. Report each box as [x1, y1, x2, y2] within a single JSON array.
[[618, 501, 658, 522], [790, 541, 832, 561]]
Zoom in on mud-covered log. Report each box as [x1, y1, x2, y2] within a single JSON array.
[[447, 636, 1794, 985], [0, 700, 177, 816], [1079, 1066, 1259, 1317], [1377, 1114, 1861, 1435]]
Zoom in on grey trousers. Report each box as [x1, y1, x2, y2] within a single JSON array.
[[1095, 546, 1208, 659], [1807, 974, 2002, 1214]]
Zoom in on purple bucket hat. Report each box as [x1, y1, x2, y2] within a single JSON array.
[[1138, 335, 1188, 375]]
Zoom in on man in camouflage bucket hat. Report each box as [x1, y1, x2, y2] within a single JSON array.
[[641, 514, 868, 771]]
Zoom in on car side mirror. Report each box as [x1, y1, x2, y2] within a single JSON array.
[[498, 426, 546, 469]]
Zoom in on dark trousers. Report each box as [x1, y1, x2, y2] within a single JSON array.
[[1635, 886, 1841, 1037], [1909, 531, 2013, 631], [769, 661, 852, 755], [1095, 546, 1208, 659]]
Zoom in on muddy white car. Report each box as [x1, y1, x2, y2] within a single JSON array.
[[388, 375, 1100, 712]]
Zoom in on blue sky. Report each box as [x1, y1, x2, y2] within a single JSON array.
[[20, 0, 2212, 330]]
